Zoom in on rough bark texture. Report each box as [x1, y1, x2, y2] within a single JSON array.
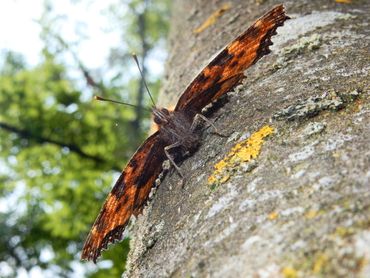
[[124, 0, 370, 277]]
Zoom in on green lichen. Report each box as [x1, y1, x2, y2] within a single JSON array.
[[273, 89, 362, 121], [273, 34, 322, 69], [280, 202, 370, 277], [337, 13, 357, 20]]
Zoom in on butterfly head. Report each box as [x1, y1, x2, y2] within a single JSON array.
[[152, 107, 171, 125]]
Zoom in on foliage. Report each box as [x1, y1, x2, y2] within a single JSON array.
[[0, 49, 126, 277], [0, 0, 170, 276]]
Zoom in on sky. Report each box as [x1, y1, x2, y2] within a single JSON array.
[[0, 0, 43, 65], [0, 0, 120, 68]]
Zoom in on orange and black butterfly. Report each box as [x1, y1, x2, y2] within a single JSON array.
[[81, 4, 289, 262]]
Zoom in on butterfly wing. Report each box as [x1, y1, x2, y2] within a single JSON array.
[[81, 131, 166, 262], [175, 4, 289, 115]]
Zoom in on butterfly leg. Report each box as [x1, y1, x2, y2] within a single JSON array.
[[164, 142, 185, 180], [191, 113, 227, 137]]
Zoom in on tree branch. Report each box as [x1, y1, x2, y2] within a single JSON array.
[[53, 33, 108, 94], [0, 122, 121, 172]]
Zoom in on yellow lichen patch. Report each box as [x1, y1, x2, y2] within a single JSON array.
[[334, 226, 355, 237], [208, 125, 274, 185], [268, 211, 279, 220], [313, 253, 329, 274], [255, 0, 267, 5], [282, 266, 298, 278], [305, 210, 319, 219], [335, 0, 352, 3], [193, 3, 231, 34], [356, 257, 367, 273]]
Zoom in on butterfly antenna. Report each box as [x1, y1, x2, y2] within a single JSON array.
[[132, 53, 156, 107], [94, 96, 151, 112]]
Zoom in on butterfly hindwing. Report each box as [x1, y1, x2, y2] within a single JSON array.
[[81, 132, 166, 262], [175, 4, 289, 115]]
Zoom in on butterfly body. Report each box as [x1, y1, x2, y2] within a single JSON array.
[[153, 107, 201, 155], [82, 5, 289, 262]]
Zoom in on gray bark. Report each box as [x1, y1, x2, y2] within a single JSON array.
[[124, 0, 370, 277]]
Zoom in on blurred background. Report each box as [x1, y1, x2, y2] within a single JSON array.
[[0, 0, 170, 277]]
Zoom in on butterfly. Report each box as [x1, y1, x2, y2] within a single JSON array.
[[81, 4, 289, 262]]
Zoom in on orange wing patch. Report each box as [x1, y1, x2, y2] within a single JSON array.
[[81, 132, 165, 262], [175, 4, 289, 115]]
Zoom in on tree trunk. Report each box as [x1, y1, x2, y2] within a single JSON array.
[[124, 0, 370, 277]]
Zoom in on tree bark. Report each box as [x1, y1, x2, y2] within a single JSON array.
[[124, 0, 370, 277]]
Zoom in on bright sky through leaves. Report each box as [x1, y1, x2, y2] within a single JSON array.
[[0, 0, 119, 68], [0, 1, 123, 277]]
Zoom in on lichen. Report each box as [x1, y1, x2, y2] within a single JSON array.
[[208, 125, 274, 186], [304, 210, 321, 219], [145, 220, 165, 249], [300, 122, 326, 138], [273, 34, 322, 69], [335, 0, 352, 3], [268, 211, 279, 220], [193, 3, 231, 34], [273, 89, 362, 121], [279, 205, 370, 277], [282, 266, 298, 278]]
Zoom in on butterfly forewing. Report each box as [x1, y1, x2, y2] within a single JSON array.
[[175, 4, 289, 115]]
